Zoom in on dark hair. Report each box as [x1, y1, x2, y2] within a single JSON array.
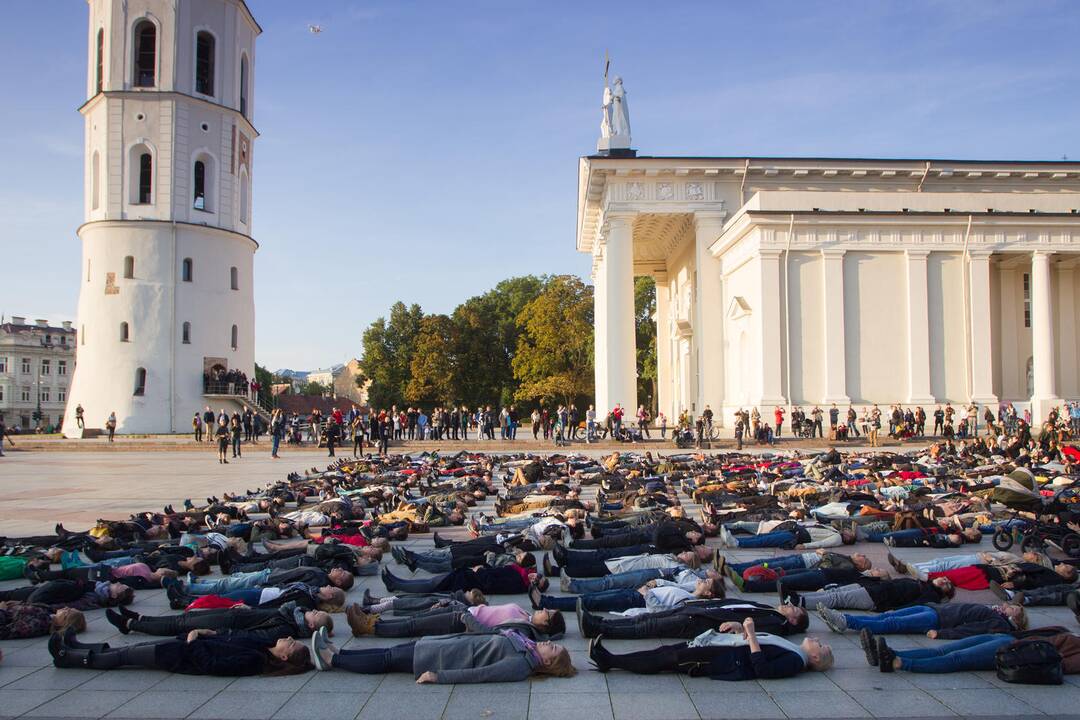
[[545, 610, 566, 638], [107, 585, 135, 606], [264, 645, 313, 676], [788, 608, 810, 633], [518, 553, 536, 569], [333, 570, 355, 590], [191, 558, 211, 575]]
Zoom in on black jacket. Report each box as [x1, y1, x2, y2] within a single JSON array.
[[932, 603, 1014, 639], [152, 631, 270, 676], [860, 578, 946, 611]]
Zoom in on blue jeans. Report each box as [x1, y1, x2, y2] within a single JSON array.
[[540, 588, 645, 612], [728, 555, 809, 575], [217, 588, 265, 605], [844, 606, 939, 634], [476, 518, 535, 534], [272, 433, 281, 456], [567, 569, 666, 593], [896, 634, 1013, 673], [735, 531, 797, 549], [186, 568, 271, 595], [411, 549, 452, 573]]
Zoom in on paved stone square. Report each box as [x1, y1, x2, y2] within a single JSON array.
[[0, 450, 1077, 719]]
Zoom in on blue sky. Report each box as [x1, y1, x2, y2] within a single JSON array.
[[2, 1, 1078, 369]]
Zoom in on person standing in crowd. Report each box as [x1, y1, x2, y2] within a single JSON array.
[[773, 405, 784, 439], [325, 417, 339, 457], [202, 406, 215, 442], [568, 404, 579, 440], [351, 414, 364, 456], [75, 404, 85, 429], [612, 404, 624, 436], [846, 406, 859, 438], [828, 405, 840, 439], [586, 405, 597, 443], [0, 413, 6, 457], [215, 418, 230, 464], [230, 412, 242, 459], [658, 411, 667, 439], [270, 409, 283, 459], [637, 405, 650, 439], [105, 411, 117, 442], [379, 413, 392, 455], [192, 412, 203, 443]]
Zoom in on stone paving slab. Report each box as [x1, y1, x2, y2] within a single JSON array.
[[0, 450, 1076, 718]]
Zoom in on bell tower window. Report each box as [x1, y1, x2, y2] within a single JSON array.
[[195, 31, 215, 96], [133, 21, 156, 88], [95, 29, 104, 93]]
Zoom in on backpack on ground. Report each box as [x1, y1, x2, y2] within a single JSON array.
[[995, 639, 1063, 685]]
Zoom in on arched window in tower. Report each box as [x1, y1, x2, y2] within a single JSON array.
[[133, 367, 146, 396], [91, 151, 100, 210], [95, 29, 104, 94], [239, 55, 249, 117], [120, 322, 130, 342], [230, 324, 238, 350], [133, 20, 156, 88], [230, 266, 239, 291], [195, 31, 215, 96], [239, 170, 249, 225], [182, 258, 193, 282], [182, 322, 191, 344], [137, 152, 152, 204], [193, 160, 206, 210], [123, 255, 134, 279]]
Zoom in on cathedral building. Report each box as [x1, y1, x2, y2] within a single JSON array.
[[580, 80, 1080, 425]]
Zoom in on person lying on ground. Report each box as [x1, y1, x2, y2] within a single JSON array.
[[343, 599, 564, 639], [858, 628, 1080, 674], [49, 627, 311, 676], [541, 548, 705, 578], [0, 579, 133, 609], [358, 589, 487, 616], [390, 545, 535, 574], [530, 576, 724, 613], [309, 627, 576, 682], [587, 617, 832, 679], [0, 603, 85, 640], [577, 598, 809, 639], [26, 562, 177, 589], [106, 602, 333, 642], [789, 576, 955, 610], [172, 565, 353, 596], [381, 564, 546, 596], [558, 565, 721, 595], [170, 583, 346, 612], [816, 601, 1027, 638], [718, 521, 855, 550]]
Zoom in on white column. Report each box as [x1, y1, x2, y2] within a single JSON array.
[[905, 250, 935, 404], [655, 275, 673, 420], [1031, 250, 1058, 420], [1057, 259, 1078, 399], [694, 212, 726, 418], [968, 251, 998, 404], [599, 213, 637, 413], [820, 249, 849, 404], [758, 249, 786, 406], [592, 254, 608, 414]]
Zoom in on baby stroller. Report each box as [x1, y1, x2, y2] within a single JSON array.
[[990, 470, 1080, 557]]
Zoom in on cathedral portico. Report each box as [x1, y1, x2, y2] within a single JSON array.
[[579, 148, 1080, 426]]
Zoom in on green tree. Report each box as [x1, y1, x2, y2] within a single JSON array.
[[359, 302, 423, 409], [450, 275, 544, 408], [297, 380, 331, 396], [634, 276, 657, 413], [254, 363, 275, 407], [405, 314, 458, 405], [511, 275, 594, 405]]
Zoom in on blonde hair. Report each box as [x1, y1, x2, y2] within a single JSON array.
[[1011, 604, 1029, 630], [51, 609, 87, 634], [809, 644, 834, 672], [538, 646, 577, 678]]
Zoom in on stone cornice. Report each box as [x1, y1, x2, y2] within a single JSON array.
[[76, 219, 258, 251]]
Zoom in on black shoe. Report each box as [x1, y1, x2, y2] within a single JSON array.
[[588, 635, 611, 673], [542, 554, 559, 577], [433, 531, 445, 548], [62, 626, 109, 652], [49, 632, 92, 668], [165, 581, 188, 610], [553, 544, 568, 566], [362, 588, 375, 607], [105, 608, 130, 634], [877, 637, 896, 673], [528, 583, 543, 610], [859, 629, 877, 667], [218, 552, 232, 576], [578, 602, 602, 639]]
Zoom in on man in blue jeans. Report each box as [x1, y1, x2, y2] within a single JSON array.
[[816, 602, 1026, 639], [560, 566, 718, 594], [531, 576, 723, 613], [863, 631, 1015, 673]]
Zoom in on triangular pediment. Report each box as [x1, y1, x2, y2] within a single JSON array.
[[728, 296, 752, 320]]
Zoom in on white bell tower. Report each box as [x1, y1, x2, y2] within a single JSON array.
[[64, 0, 261, 436]]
